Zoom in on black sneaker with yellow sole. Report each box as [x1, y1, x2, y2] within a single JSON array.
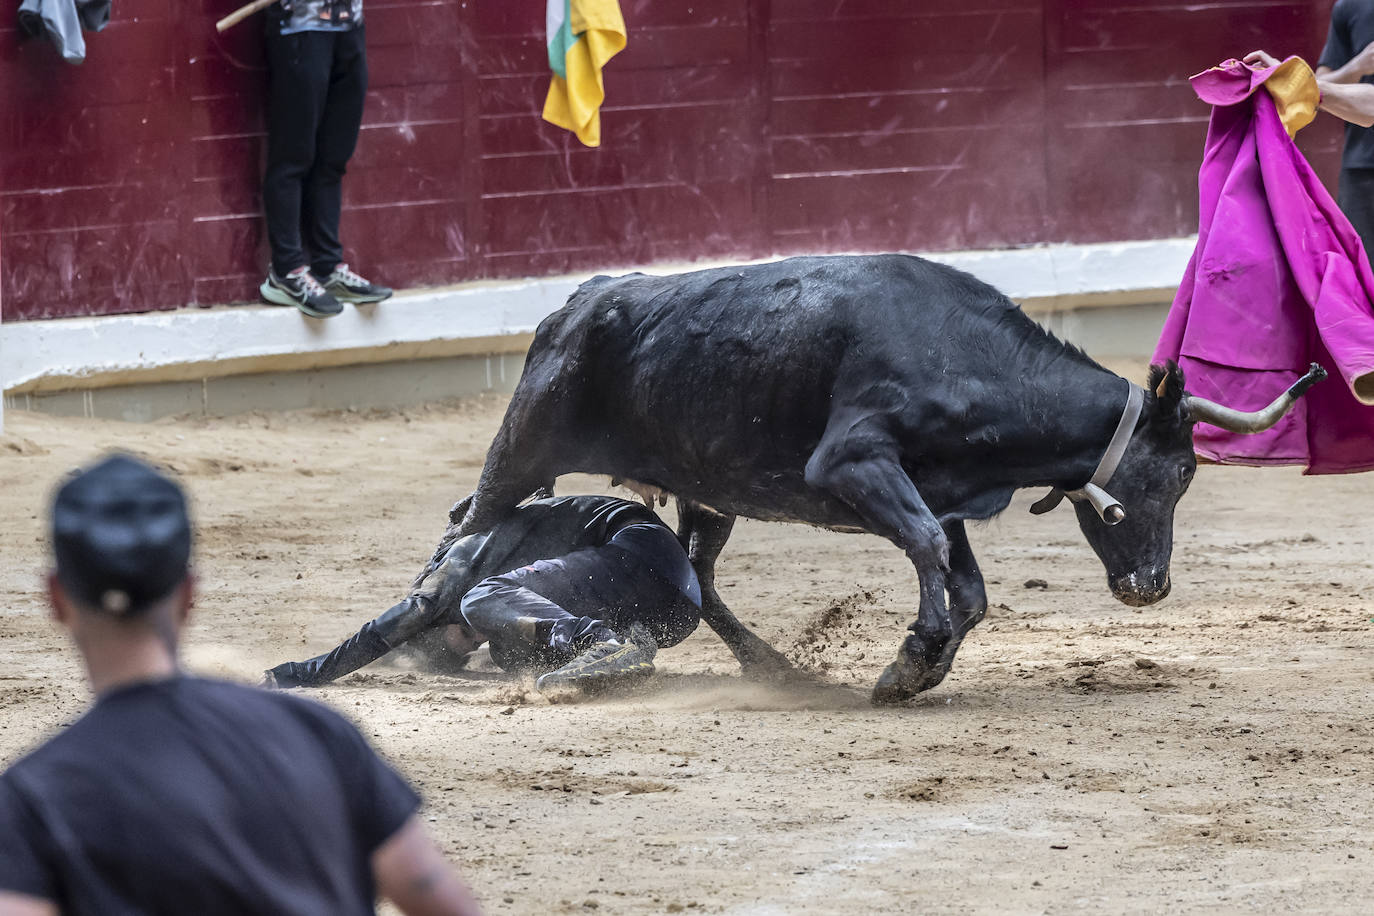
[[535, 622, 658, 692]]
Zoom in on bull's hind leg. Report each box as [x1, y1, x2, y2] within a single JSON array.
[[676, 499, 795, 678], [417, 390, 565, 586], [943, 521, 988, 635], [803, 428, 959, 704], [450, 369, 583, 539]]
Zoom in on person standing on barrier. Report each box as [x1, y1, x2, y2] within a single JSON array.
[[260, 0, 393, 318]]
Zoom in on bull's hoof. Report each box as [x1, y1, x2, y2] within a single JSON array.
[[871, 632, 968, 705], [871, 650, 955, 705], [735, 639, 798, 683]]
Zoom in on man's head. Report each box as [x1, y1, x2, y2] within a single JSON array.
[[48, 455, 194, 675]]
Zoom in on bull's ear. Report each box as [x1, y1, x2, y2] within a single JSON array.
[[1146, 361, 1186, 417]]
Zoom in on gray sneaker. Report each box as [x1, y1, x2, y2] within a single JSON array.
[[322, 263, 392, 304], [535, 622, 658, 692], [260, 266, 343, 318]]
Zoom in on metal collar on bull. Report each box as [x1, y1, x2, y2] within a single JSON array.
[[1029, 382, 1144, 526], [1029, 362, 1327, 525]]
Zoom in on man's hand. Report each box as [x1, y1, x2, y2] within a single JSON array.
[[1243, 49, 1282, 70], [0, 891, 57, 916], [442, 623, 485, 657], [1241, 47, 1374, 127]]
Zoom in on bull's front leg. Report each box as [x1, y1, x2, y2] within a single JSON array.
[[870, 521, 989, 702], [803, 432, 956, 705], [871, 563, 955, 704], [906, 520, 988, 685]]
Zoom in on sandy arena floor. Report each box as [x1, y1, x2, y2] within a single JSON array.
[[1, 393, 1372, 914]]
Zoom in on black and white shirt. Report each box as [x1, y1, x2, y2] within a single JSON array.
[[278, 0, 364, 35]]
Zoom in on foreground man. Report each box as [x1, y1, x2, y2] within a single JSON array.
[[266, 494, 701, 692], [0, 455, 481, 916]]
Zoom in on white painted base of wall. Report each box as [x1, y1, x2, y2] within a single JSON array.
[[0, 238, 1192, 428], [4, 351, 527, 422]]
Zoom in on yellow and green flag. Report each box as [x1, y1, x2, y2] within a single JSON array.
[[543, 0, 626, 147]]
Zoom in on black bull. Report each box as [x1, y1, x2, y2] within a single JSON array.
[[433, 254, 1324, 704]]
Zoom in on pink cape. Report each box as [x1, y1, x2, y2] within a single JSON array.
[[1153, 58, 1374, 474]]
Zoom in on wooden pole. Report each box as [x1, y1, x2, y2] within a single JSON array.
[[216, 0, 276, 33]]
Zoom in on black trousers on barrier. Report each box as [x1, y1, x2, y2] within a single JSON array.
[[263, 22, 367, 277], [268, 522, 701, 687]]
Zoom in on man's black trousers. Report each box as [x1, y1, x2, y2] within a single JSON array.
[[1339, 167, 1374, 269], [263, 24, 367, 277]]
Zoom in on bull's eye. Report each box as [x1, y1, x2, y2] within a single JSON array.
[[1178, 465, 1192, 483]]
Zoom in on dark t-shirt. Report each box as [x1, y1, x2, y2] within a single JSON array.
[[458, 494, 666, 580], [471, 494, 697, 597], [0, 677, 419, 914], [1320, 0, 1374, 169], [542, 494, 663, 546]]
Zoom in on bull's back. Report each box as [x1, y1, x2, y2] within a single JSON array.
[[518, 255, 1017, 519], [545, 260, 868, 453]]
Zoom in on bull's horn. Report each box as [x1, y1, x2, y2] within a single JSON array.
[[1184, 363, 1328, 433]]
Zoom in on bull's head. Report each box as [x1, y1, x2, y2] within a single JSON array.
[[1073, 362, 1326, 607]]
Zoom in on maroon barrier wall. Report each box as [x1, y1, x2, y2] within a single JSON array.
[[0, 0, 1344, 320]]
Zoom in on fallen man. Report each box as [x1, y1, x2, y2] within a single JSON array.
[[265, 495, 702, 692]]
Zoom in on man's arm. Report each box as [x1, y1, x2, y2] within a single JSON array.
[[318, 701, 482, 914], [373, 816, 484, 916], [265, 595, 449, 688], [0, 782, 56, 916], [1242, 51, 1374, 128], [1318, 78, 1374, 127], [0, 891, 56, 916]]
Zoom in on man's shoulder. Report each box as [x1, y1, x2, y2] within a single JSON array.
[[0, 677, 378, 829], [124, 675, 338, 722], [0, 691, 114, 781], [176, 677, 360, 735], [4, 678, 355, 770]]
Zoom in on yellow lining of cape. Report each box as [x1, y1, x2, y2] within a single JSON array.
[[1263, 57, 1320, 138]]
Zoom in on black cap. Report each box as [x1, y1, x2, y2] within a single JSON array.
[[51, 454, 191, 616]]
